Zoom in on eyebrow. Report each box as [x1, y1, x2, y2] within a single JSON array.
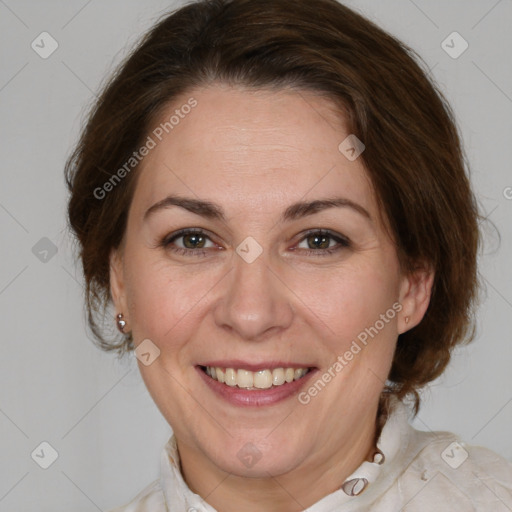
[[143, 195, 371, 223]]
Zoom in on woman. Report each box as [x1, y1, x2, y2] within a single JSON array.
[[65, 0, 512, 510]]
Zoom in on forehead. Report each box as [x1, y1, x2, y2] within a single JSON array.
[[131, 85, 376, 219]]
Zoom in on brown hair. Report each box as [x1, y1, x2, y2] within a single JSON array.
[[65, 0, 480, 413]]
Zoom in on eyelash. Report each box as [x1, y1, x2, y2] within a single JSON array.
[[159, 228, 351, 258]]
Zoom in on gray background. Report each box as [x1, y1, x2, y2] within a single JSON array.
[[0, 0, 511, 510]]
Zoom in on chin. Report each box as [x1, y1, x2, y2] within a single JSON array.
[[204, 432, 308, 478]]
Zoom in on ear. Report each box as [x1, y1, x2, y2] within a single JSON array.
[[397, 263, 435, 334], [109, 248, 130, 330]]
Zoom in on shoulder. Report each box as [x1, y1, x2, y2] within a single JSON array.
[[394, 425, 512, 511], [107, 479, 166, 512]]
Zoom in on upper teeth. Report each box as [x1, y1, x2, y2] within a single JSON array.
[[205, 366, 309, 389]]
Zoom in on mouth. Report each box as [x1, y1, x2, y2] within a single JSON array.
[[196, 363, 317, 407], [199, 365, 311, 389]]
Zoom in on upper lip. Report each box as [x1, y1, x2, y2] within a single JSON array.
[[198, 360, 315, 372]]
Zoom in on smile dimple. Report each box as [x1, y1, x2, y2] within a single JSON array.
[[201, 366, 310, 389]]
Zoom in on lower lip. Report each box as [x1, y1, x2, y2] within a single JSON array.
[[196, 366, 317, 407]]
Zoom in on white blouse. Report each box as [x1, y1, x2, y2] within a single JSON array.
[[109, 399, 512, 511]]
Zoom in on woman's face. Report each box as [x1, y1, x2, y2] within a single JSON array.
[[111, 85, 430, 481]]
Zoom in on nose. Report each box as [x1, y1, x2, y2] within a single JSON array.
[[213, 251, 294, 341]]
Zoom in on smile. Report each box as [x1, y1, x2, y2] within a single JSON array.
[[201, 366, 310, 389], [197, 363, 317, 407]]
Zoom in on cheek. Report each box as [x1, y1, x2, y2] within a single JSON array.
[[297, 265, 400, 405], [124, 254, 220, 343], [292, 261, 399, 345], [124, 239, 401, 362]]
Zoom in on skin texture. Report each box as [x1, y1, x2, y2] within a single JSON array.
[[110, 85, 433, 512]]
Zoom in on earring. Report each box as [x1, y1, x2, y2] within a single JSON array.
[[404, 316, 410, 325], [116, 313, 126, 333]]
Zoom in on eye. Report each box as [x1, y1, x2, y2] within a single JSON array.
[[159, 228, 350, 258], [295, 229, 350, 255], [160, 229, 217, 257]]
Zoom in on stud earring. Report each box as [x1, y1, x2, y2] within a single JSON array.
[[404, 316, 410, 325], [116, 313, 126, 333]]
